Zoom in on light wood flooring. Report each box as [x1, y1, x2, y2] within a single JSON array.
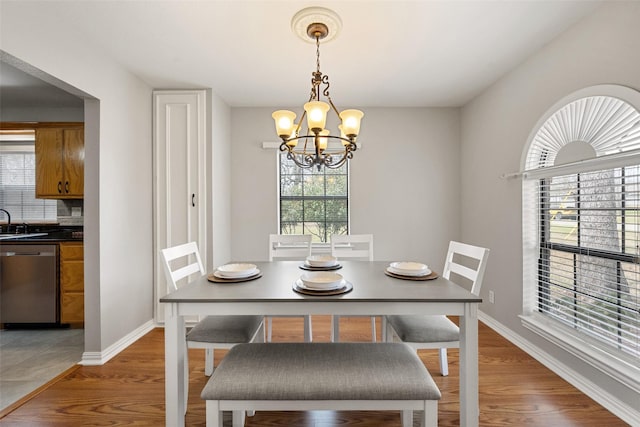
[[0, 316, 627, 426]]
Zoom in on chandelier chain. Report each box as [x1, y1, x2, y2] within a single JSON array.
[[316, 35, 321, 75]]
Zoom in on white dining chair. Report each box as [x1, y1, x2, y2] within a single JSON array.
[[268, 234, 313, 342], [160, 242, 265, 407], [384, 240, 490, 376], [330, 233, 376, 342]]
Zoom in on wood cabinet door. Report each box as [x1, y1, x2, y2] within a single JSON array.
[[60, 293, 84, 324], [63, 128, 84, 197], [60, 243, 84, 324], [35, 128, 64, 197]]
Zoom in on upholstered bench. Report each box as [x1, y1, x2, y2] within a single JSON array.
[[201, 342, 441, 427]]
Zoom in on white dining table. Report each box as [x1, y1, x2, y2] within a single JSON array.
[[161, 260, 482, 427]]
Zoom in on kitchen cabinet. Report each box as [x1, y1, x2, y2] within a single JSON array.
[[59, 242, 84, 324], [35, 125, 84, 199]]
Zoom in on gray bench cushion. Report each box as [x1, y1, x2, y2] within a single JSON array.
[[187, 315, 263, 343], [386, 315, 459, 343], [201, 342, 441, 401]]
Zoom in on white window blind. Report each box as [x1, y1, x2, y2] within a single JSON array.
[[537, 167, 640, 358], [0, 145, 57, 222]]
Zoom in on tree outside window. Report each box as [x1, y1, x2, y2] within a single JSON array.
[[279, 154, 348, 243]]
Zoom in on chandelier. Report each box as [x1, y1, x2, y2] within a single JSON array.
[[272, 7, 364, 170]]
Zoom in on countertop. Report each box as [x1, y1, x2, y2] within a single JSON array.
[[0, 225, 83, 243]]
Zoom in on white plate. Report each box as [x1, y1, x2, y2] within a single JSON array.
[[389, 262, 430, 277], [305, 255, 338, 267], [296, 278, 346, 291], [213, 268, 260, 280], [300, 271, 343, 289], [215, 263, 258, 278]]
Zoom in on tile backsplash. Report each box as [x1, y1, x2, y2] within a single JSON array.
[[57, 199, 84, 226]]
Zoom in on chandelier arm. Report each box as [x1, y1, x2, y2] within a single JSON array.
[[326, 95, 341, 117], [284, 148, 315, 169], [282, 135, 355, 149]]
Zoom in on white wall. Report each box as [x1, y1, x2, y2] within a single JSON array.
[[209, 91, 232, 267], [0, 106, 83, 122], [230, 107, 460, 265], [460, 1, 640, 416], [1, 3, 154, 354]]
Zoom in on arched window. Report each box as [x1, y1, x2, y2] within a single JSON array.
[[521, 85, 640, 391]]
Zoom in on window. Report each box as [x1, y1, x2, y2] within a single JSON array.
[[522, 86, 640, 390], [0, 136, 57, 222], [538, 169, 639, 358], [279, 153, 348, 243]]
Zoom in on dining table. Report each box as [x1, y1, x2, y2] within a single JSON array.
[[161, 260, 482, 427]]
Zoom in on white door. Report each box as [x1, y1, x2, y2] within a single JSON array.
[[153, 90, 207, 323]]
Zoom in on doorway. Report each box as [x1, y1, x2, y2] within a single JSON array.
[[0, 53, 97, 412]]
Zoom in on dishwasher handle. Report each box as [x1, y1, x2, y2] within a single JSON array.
[[0, 251, 56, 257]]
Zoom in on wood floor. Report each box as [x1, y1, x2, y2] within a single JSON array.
[[0, 316, 626, 426]]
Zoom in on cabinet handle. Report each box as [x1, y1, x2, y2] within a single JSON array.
[[65, 181, 70, 193], [58, 181, 62, 193], [191, 194, 196, 207]]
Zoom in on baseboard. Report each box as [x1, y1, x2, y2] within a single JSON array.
[[478, 311, 639, 426], [79, 320, 155, 366]]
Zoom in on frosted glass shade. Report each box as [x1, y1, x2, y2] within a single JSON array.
[[304, 101, 330, 132], [272, 110, 296, 139], [338, 124, 353, 145], [286, 123, 300, 147], [339, 109, 364, 137], [317, 130, 330, 151]]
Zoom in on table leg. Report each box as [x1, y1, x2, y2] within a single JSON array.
[[165, 302, 186, 427], [459, 302, 479, 427]]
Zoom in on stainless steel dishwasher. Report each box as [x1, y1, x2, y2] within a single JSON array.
[[0, 244, 59, 325]]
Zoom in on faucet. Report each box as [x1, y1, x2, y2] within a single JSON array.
[[0, 208, 10, 232], [0, 208, 10, 224]]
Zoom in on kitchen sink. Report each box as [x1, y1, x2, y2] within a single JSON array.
[[0, 233, 48, 241]]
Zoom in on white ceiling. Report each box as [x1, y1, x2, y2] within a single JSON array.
[[0, 0, 602, 109]]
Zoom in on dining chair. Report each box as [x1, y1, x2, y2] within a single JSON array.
[[384, 240, 490, 376], [268, 234, 313, 342], [160, 242, 265, 406], [330, 233, 376, 342]]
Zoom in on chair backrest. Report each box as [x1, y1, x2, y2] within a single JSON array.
[[442, 241, 490, 296], [160, 241, 205, 292], [269, 234, 312, 261], [330, 234, 374, 261]]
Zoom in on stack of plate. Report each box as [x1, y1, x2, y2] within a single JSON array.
[[387, 261, 431, 277], [214, 263, 259, 279], [305, 255, 339, 268], [298, 271, 344, 290]]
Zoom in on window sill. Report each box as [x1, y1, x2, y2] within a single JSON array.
[[520, 313, 640, 393]]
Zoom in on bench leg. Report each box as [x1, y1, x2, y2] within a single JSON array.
[[423, 400, 438, 427], [401, 409, 412, 427], [232, 410, 246, 427], [205, 400, 222, 427]]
